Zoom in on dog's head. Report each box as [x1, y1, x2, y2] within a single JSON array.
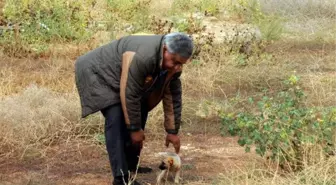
[[157, 152, 181, 171], [159, 157, 174, 170]]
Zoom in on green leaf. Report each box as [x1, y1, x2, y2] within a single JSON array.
[[192, 60, 200, 65], [238, 138, 246, 146], [312, 121, 319, 129], [238, 120, 246, 128], [264, 124, 272, 131], [248, 97, 254, 104], [94, 134, 106, 145], [228, 125, 237, 136], [246, 138, 253, 145], [253, 131, 261, 141], [280, 130, 287, 139], [256, 147, 264, 156]]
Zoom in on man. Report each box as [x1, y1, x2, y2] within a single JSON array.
[[74, 32, 193, 185]]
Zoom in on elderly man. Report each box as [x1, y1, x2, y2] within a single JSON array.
[[74, 32, 193, 185]]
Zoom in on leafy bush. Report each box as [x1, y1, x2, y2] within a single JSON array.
[[146, 15, 214, 59], [169, 0, 197, 16], [1, 0, 95, 56], [194, 0, 220, 16], [169, 0, 223, 16], [231, 0, 284, 41], [220, 75, 336, 171], [172, 15, 215, 58], [106, 0, 151, 33]]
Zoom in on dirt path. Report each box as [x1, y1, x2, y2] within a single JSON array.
[[0, 134, 257, 185]]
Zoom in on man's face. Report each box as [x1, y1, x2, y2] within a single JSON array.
[[162, 46, 190, 72]]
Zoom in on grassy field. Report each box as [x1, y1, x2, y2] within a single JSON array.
[[0, 0, 335, 184]]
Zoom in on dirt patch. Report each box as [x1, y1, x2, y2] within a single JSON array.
[[0, 134, 257, 185]]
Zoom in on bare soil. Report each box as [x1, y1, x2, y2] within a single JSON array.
[[0, 134, 258, 185]]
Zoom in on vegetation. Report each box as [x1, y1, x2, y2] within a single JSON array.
[[221, 75, 335, 171], [1, 0, 95, 56], [0, 0, 335, 184]]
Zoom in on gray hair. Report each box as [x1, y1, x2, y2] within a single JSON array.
[[163, 32, 194, 58]]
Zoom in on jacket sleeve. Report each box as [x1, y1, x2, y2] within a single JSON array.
[[120, 51, 154, 131], [162, 71, 182, 135]]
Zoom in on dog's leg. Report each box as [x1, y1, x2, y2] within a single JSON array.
[[174, 169, 181, 184], [156, 170, 167, 185]]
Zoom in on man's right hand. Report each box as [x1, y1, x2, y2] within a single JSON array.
[[165, 134, 181, 154], [130, 129, 145, 148]]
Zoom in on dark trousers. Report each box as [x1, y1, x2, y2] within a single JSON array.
[[101, 103, 148, 179]]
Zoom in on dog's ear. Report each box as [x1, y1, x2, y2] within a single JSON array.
[[167, 157, 174, 167]]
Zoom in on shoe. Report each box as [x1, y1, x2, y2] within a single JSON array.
[[130, 166, 153, 174]]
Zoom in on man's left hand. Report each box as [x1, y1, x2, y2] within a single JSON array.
[[165, 134, 181, 153]]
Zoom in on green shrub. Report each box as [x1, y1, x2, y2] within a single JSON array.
[[147, 15, 214, 59], [106, 0, 151, 33], [193, 0, 221, 16], [1, 0, 95, 56], [169, 0, 197, 16], [220, 75, 336, 171], [169, 0, 223, 16], [231, 0, 284, 41]]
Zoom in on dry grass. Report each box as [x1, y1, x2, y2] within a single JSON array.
[[260, 0, 336, 42], [0, 57, 74, 95], [0, 0, 335, 184], [260, 0, 336, 19], [218, 156, 336, 185], [0, 85, 103, 159]]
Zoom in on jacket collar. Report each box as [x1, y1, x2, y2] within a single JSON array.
[[159, 35, 165, 70]]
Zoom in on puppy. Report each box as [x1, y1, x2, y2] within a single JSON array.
[[156, 152, 181, 184]]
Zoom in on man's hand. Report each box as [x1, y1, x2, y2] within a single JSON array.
[[130, 129, 145, 148], [165, 134, 181, 153]]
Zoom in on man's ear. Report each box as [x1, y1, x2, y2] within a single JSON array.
[[163, 45, 168, 52]]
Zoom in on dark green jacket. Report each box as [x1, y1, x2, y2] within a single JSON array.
[[74, 34, 182, 134]]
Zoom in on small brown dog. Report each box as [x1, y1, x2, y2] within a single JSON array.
[[156, 152, 181, 184]]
